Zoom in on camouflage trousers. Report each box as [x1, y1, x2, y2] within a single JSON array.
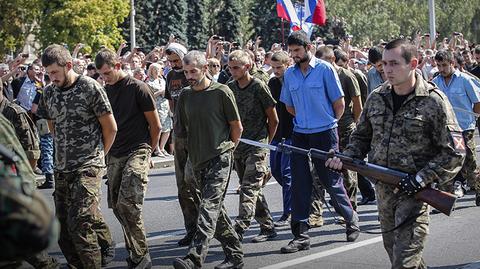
[[107, 147, 151, 264], [339, 124, 358, 210], [186, 150, 243, 267], [174, 136, 200, 239], [376, 183, 429, 269], [309, 165, 324, 219], [39, 133, 54, 175], [233, 150, 274, 234], [0, 251, 59, 269], [54, 167, 112, 269]]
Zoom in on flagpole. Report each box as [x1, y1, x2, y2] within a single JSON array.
[[281, 18, 285, 47]]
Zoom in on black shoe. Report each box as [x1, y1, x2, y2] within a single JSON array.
[[214, 259, 244, 269], [178, 234, 194, 246], [346, 226, 360, 242], [101, 241, 116, 267], [280, 239, 310, 253], [358, 196, 375, 205], [476, 193, 480, 207], [251, 229, 277, 243], [38, 181, 54, 189], [173, 258, 197, 269], [274, 214, 290, 227]]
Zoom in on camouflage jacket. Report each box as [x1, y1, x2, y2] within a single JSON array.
[[343, 74, 465, 185], [228, 78, 276, 154], [0, 114, 57, 261], [36, 76, 112, 172], [0, 97, 40, 160]]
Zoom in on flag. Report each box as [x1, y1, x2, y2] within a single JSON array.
[[304, 0, 327, 26], [293, 3, 314, 38], [276, 0, 302, 30]]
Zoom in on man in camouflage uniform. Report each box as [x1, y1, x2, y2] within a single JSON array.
[[96, 48, 161, 269], [0, 114, 59, 269], [37, 44, 118, 269], [173, 50, 244, 269], [326, 39, 465, 269], [0, 86, 40, 171], [227, 50, 279, 243], [164, 43, 201, 246]]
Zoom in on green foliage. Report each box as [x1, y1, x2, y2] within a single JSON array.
[[249, 0, 289, 49], [38, 0, 130, 53], [0, 0, 42, 58], [186, 0, 209, 50], [155, 0, 188, 46], [216, 0, 242, 44]]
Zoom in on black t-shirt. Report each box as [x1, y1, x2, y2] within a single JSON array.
[[268, 77, 293, 140], [165, 70, 188, 105], [105, 76, 155, 157], [391, 89, 413, 115], [470, 65, 480, 80]]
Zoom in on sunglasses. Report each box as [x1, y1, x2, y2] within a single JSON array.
[[209, 64, 220, 67]]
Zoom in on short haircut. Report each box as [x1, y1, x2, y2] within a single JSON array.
[[41, 44, 73, 67], [434, 50, 454, 63], [368, 46, 384, 64], [183, 50, 207, 68], [287, 30, 311, 47], [95, 48, 119, 69], [384, 39, 418, 64], [334, 49, 349, 63], [270, 51, 290, 65], [474, 45, 480, 55], [132, 67, 144, 76], [316, 46, 334, 59], [86, 63, 96, 71], [454, 52, 465, 66], [228, 50, 251, 65]]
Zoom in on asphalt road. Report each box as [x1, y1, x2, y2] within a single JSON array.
[[35, 139, 480, 269]]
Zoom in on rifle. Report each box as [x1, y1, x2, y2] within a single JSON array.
[[240, 138, 457, 216]]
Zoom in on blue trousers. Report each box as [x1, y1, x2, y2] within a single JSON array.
[[290, 129, 354, 224], [270, 139, 292, 216], [40, 133, 54, 175]]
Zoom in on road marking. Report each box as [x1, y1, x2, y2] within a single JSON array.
[[259, 236, 383, 269], [459, 261, 480, 269]]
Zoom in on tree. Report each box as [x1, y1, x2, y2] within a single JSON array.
[[186, 0, 208, 50], [216, 0, 242, 43], [249, 0, 288, 50], [155, 0, 188, 47], [38, 0, 130, 53], [0, 0, 42, 58], [120, 0, 155, 50]]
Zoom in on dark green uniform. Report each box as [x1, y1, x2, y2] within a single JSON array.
[[177, 82, 243, 267], [228, 78, 276, 238]]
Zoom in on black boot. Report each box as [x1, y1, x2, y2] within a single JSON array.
[[178, 232, 195, 246], [214, 258, 244, 269], [281, 222, 310, 253], [346, 213, 360, 242], [38, 174, 54, 189]]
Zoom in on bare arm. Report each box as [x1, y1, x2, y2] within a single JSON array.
[[474, 103, 480, 115], [351, 95, 363, 123], [333, 97, 345, 120], [229, 120, 243, 147], [98, 113, 117, 155], [144, 110, 162, 151], [265, 106, 279, 143], [286, 106, 296, 116]]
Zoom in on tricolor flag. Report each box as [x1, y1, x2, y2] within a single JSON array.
[[276, 0, 302, 31], [304, 0, 327, 26]]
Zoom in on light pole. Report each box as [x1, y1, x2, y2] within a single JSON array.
[[130, 0, 136, 50], [428, 0, 436, 44]]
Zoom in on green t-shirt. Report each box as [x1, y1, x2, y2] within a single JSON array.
[[177, 82, 240, 169], [228, 77, 276, 154], [337, 67, 361, 130]]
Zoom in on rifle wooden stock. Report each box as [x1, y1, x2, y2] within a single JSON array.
[[278, 145, 457, 216]]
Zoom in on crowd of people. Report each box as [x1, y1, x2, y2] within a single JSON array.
[[0, 29, 479, 269]]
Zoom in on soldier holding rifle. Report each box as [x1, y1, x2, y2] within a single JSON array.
[[326, 39, 465, 269]]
